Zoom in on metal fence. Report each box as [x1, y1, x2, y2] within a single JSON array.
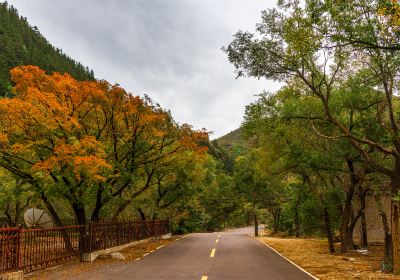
[[0, 228, 20, 273], [0, 220, 169, 274], [20, 226, 84, 273], [87, 220, 169, 252]]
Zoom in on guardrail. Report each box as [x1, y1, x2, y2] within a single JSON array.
[[87, 220, 169, 252], [0, 220, 169, 274]]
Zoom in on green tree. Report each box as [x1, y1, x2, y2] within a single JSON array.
[[225, 0, 400, 270]]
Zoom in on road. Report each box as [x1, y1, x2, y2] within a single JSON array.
[[73, 227, 316, 280]]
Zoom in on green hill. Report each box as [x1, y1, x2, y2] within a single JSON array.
[[0, 2, 95, 96], [217, 128, 245, 147], [215, 128, 250, 162]]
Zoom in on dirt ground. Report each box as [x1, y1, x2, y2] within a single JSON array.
[[258, 235, 400, 280], [26, 236, 182, 280]]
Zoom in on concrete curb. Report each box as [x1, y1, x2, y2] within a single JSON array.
[[83, 233, 174, 262], [0, 271, 23, 280], [249, 235, 319, 280], [83, 238, 151, 262], [175, 234, 191, 241], [133, 233, 190, 263]]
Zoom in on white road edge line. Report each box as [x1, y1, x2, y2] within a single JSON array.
[[250, 235, 319, 280], [134, 258, 140, 261], [156, 245, 165, 249], [143, 253, 149, 257]]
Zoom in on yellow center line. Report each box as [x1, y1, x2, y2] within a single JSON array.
[[201, 276, 208, 280], [216, 239, 219, 243], [210, 248, 216, 258]]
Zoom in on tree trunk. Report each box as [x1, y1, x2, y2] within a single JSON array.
[[360, 189, 368, 248], [254, 202, 258, 237], [374, 193, 394, 271], [72, 202, 86, 226], [91, 186, 105, 221], [272, 207, 281, 234], [112, 199, 131, 220], [38, 189, 64, 227], [340, 159, 357, 253], [340, 192, 354, 253], [392, 201, 400, 273], [392, 175, 400, 273], [136, 208, 146, 221], [38, 188, 75, 251], [348, 212, 358, 250], [323, 206, 335, 253], [294, 203, 300, 238]]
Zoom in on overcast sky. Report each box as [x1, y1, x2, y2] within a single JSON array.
[[8, 0, 280, 138]]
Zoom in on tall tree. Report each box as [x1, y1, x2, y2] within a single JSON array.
[[225, 0, 400, 271]]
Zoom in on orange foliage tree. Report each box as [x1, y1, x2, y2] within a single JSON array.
[[0, 66, 208, 225]]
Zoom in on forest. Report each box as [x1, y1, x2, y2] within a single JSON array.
[[0, 1, 94, 97], [3, 0, 400, 276]]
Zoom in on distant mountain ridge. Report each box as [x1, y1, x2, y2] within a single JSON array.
[[0, 2, 95, 96]]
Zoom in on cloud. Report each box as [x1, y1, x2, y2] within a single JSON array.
[[8, 0, 280, 138]]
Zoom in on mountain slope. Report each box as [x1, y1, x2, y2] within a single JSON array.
[[0, 2, 94, 96], [217, 128, 245, 147]]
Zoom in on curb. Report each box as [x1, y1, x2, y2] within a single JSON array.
[[249, 235, 319, 280], [135, 234, 191, 261]]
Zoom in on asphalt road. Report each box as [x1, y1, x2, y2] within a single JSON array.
[[75, 227, 316, 280]]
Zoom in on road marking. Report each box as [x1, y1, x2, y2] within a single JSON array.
[[210, 248, 216, 258], [134, 258, 140, 261], [143, 253, 149, 257], [216, 239, 219, 243], [150, 250, 155, 253], [218, 234, 221, 238], [201, 276, 208, 280], [251, 236, 319, 280], [156, 245, 165, 249]]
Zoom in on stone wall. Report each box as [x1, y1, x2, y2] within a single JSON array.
[[353, 193, 391, 244]]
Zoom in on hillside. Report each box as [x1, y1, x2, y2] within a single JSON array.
[[216, 128, 244, 147], [0, 2, 94, 96]]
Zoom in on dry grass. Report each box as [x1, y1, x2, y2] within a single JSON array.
[[258, 235, 400, 280], [26, 236, 181, 280]]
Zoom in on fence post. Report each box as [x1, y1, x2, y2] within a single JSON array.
[[17, 227, 22, 271]]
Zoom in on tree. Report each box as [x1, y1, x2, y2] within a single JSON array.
[[225, 0, 400, 271], [0, 65, 208, 226]]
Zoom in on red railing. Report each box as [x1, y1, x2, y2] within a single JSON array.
[[0, 228, 20, 273], [19, 225, 84, 273], [87, 220, 169, 252], [0, 220, 169, 274]]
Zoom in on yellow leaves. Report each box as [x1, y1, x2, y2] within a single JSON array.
[[1, 65, 210, 188], [378, 0, 400, 37], [73, 156, 112, 182], [11, 143, 30, 154], [0, 132, 8, 145]]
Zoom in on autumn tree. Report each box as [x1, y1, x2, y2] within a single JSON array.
[[0, 65, 207, 226]]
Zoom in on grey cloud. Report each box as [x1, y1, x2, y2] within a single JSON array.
[[9, 0, 279, 138]]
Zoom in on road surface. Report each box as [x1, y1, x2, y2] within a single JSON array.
[[71, 227, 316, 280]]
